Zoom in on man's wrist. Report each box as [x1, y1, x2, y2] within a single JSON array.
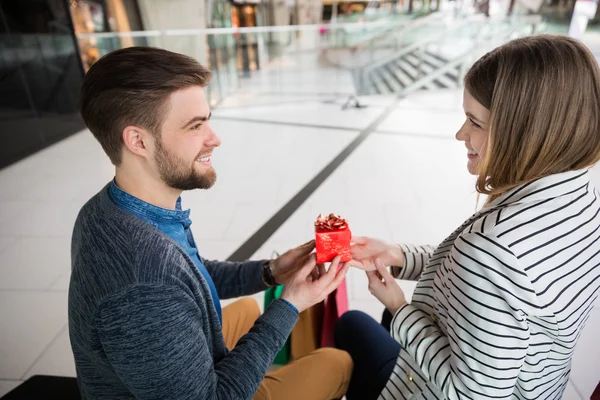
[[262, 260, 278, 287]]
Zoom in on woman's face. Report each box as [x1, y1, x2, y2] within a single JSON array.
[[456, 89, 491, 175]]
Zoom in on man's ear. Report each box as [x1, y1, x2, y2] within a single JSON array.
[[122, 126, 153, 159]]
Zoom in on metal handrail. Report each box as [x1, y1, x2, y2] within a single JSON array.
[[321, 11, 449, 70], [357, 11, 446, 48], [76, 20, 404, 39], [401, 20, 539, 93], [354, 14, 542, 96], [328, 12, 442, 49], [361, 14, 485, 74]]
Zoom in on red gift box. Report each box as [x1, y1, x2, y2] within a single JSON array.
[[314, 214, 352, 264]]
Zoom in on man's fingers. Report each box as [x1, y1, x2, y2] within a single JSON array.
[[297, 254, 317, 278], [327, 256, 342, 275], [318, 263, 327, 277], [324, 262, 350, 294], [314, 256, 341, 287], [299, 240, 316, 252], [288, 240, 316, 258], [310, 267, 319, 282]]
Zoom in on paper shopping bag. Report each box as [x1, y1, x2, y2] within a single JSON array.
[[290, 300, 325, 361], [320, 277, 349, 348], [264, 285, 290, 365]]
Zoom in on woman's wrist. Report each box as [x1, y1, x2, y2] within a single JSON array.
[[389, 244, 405, 268], [388, 300, 408, 316], [387, 244, 404, 278]]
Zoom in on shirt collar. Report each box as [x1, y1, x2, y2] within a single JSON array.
[[485, 169, 591, 210], [109, 180, 192, 228]]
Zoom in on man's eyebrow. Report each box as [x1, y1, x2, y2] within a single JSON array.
[[181, 112, 211, 128]]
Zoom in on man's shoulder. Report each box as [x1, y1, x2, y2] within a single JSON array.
[[73, 184, 118, 240], [70, 184, 193, 295], [73, 184, 169, 255]]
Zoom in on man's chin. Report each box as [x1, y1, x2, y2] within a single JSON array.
[[199, 178, 216, 190], [164, 170, 217, 191], [193, 169, 217, 190]]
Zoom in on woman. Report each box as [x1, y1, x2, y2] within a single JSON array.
[[335, 34, 600, 400]]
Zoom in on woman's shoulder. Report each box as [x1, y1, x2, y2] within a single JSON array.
[[464, 170, 600, 260]]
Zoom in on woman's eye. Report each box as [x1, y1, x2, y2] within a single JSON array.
[[469, 118, 481, 128], [191, 124, 202, 130]]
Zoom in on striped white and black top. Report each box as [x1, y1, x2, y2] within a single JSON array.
[[382, 169, 600, 400]]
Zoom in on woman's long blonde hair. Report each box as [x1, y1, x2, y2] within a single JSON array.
[[465, 34, 600, 203]]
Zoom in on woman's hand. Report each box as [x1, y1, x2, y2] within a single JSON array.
[[350, 236, 404, 271], [366, 259, 407, 315]]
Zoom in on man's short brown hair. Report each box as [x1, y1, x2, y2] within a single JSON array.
[[80, 47, 211, 165]]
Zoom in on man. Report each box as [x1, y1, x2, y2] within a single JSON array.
[[69, 46, 352, 400]]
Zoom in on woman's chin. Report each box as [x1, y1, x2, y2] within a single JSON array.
[[467, 160, 479, 175]]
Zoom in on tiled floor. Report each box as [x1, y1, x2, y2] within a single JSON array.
[[2, 32, 600, 400]]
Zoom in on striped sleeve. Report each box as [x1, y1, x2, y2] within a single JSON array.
[[394, 244, 437, 281], [391, 233, 537, 399]]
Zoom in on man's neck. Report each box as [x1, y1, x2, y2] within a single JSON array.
[[114, 168, 181, 210]]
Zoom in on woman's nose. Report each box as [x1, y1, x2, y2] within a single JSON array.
[[455, 121, 468, 142]]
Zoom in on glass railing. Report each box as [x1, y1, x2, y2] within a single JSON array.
[[75, 11, 546, 108], [352, 13, 544, 95], [76, 20, 412, 107]]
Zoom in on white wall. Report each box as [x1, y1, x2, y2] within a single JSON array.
[[296, 0, 323, 25], [137, 0, 209, 64], [138, 0, 208, 29], [569, 163, 600, 399], [267, 0, 292, 26], [267, 0, 323, 27]]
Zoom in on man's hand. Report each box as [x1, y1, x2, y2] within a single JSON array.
[[281, 255, 349, 313], [349, 236, 404, 271], [366, 259, 407, 315], [271, 240, 315, 284]]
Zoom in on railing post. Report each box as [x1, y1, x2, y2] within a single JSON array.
[[359, 66, 365, 96], [457, 61, 465, 87], [419, 45, 423, 78]]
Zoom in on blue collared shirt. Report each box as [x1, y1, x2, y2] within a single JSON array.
[[108, 180, 222, 324]]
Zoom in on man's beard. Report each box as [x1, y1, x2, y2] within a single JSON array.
[[154, 139, 216, 191]]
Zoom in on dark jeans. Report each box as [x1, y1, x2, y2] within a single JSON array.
[[381, 307, 394, 332], [334, 310, 401, 400]]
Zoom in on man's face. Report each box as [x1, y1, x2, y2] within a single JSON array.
[[153, 86, 221, 191]]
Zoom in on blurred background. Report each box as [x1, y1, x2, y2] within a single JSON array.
[[1, 0, 600, 398]]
